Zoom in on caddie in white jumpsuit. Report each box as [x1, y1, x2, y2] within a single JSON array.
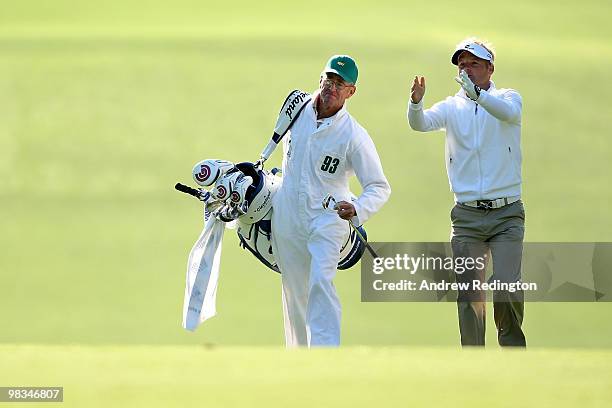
[[272, 55, 391, 347]]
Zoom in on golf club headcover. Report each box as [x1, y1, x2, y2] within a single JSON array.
[[260, 89, 311, 162], [192, 159, 235, 187], [211, 170, 241, 201]]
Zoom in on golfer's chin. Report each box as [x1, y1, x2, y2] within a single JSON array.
[[320, 94, 341, 109]]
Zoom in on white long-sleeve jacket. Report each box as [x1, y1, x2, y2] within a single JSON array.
[[407, 81, 523, 202], [279, 93, 391, 226]]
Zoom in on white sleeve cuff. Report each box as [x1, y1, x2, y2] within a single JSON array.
[[409, 99, 424, 110]]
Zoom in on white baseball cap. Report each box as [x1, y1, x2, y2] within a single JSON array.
[[451, 41, 494, 65]]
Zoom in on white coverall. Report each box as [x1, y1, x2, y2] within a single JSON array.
[[271, 93, 391, 347]]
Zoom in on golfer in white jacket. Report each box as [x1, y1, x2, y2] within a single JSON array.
[[272, 55, 390, 347], [407, 38, 526, 347]]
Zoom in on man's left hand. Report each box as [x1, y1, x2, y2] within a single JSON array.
[[454, 70, 481, 101], [335, 201, 356, 220]]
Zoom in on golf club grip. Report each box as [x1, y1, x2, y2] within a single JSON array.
[[175, 183, 201, 198]]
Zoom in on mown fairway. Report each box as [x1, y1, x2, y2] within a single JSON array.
[[1, 345, 611, 408], [0, 0, 611, 405]]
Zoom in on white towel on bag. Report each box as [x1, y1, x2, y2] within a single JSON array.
[[182, 216, 225, 331]]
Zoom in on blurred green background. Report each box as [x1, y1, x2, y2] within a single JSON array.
[[1, 0, 611, 349]]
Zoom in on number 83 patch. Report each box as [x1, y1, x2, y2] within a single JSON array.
[[318, 154, 342, 175]]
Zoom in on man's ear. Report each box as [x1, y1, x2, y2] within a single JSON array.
[[488, 63, 495, 75], [347, 86, 356, 99]]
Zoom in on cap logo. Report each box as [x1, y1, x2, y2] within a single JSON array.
[[337, 61, 345, 66], [459, 43, 493, 62]]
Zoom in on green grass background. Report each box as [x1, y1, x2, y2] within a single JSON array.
[[1, 0, 611, 406], [1, 345, 611, 407]]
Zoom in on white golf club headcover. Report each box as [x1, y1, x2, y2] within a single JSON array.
[[192, 159, 235, 187], [259, 90, 311, 163], [211, 171, 241, 201], [229, 175, 253, 208]]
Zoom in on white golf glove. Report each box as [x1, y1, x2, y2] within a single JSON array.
[[454, 70, 481, 101]]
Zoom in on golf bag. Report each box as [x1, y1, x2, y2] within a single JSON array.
[[229, 162, 368, 272]]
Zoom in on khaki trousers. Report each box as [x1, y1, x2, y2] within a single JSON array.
[[451, 200, 526, 347]]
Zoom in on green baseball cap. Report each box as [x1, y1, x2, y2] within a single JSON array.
[[323, 55, 358, 84]]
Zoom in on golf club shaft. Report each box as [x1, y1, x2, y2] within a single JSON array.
[[322, 194, 379, 258], [349, 222, 379, 258]]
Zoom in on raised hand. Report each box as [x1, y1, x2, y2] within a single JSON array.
[[454, 70, 481, 101], [411, 75, 426, 104]]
